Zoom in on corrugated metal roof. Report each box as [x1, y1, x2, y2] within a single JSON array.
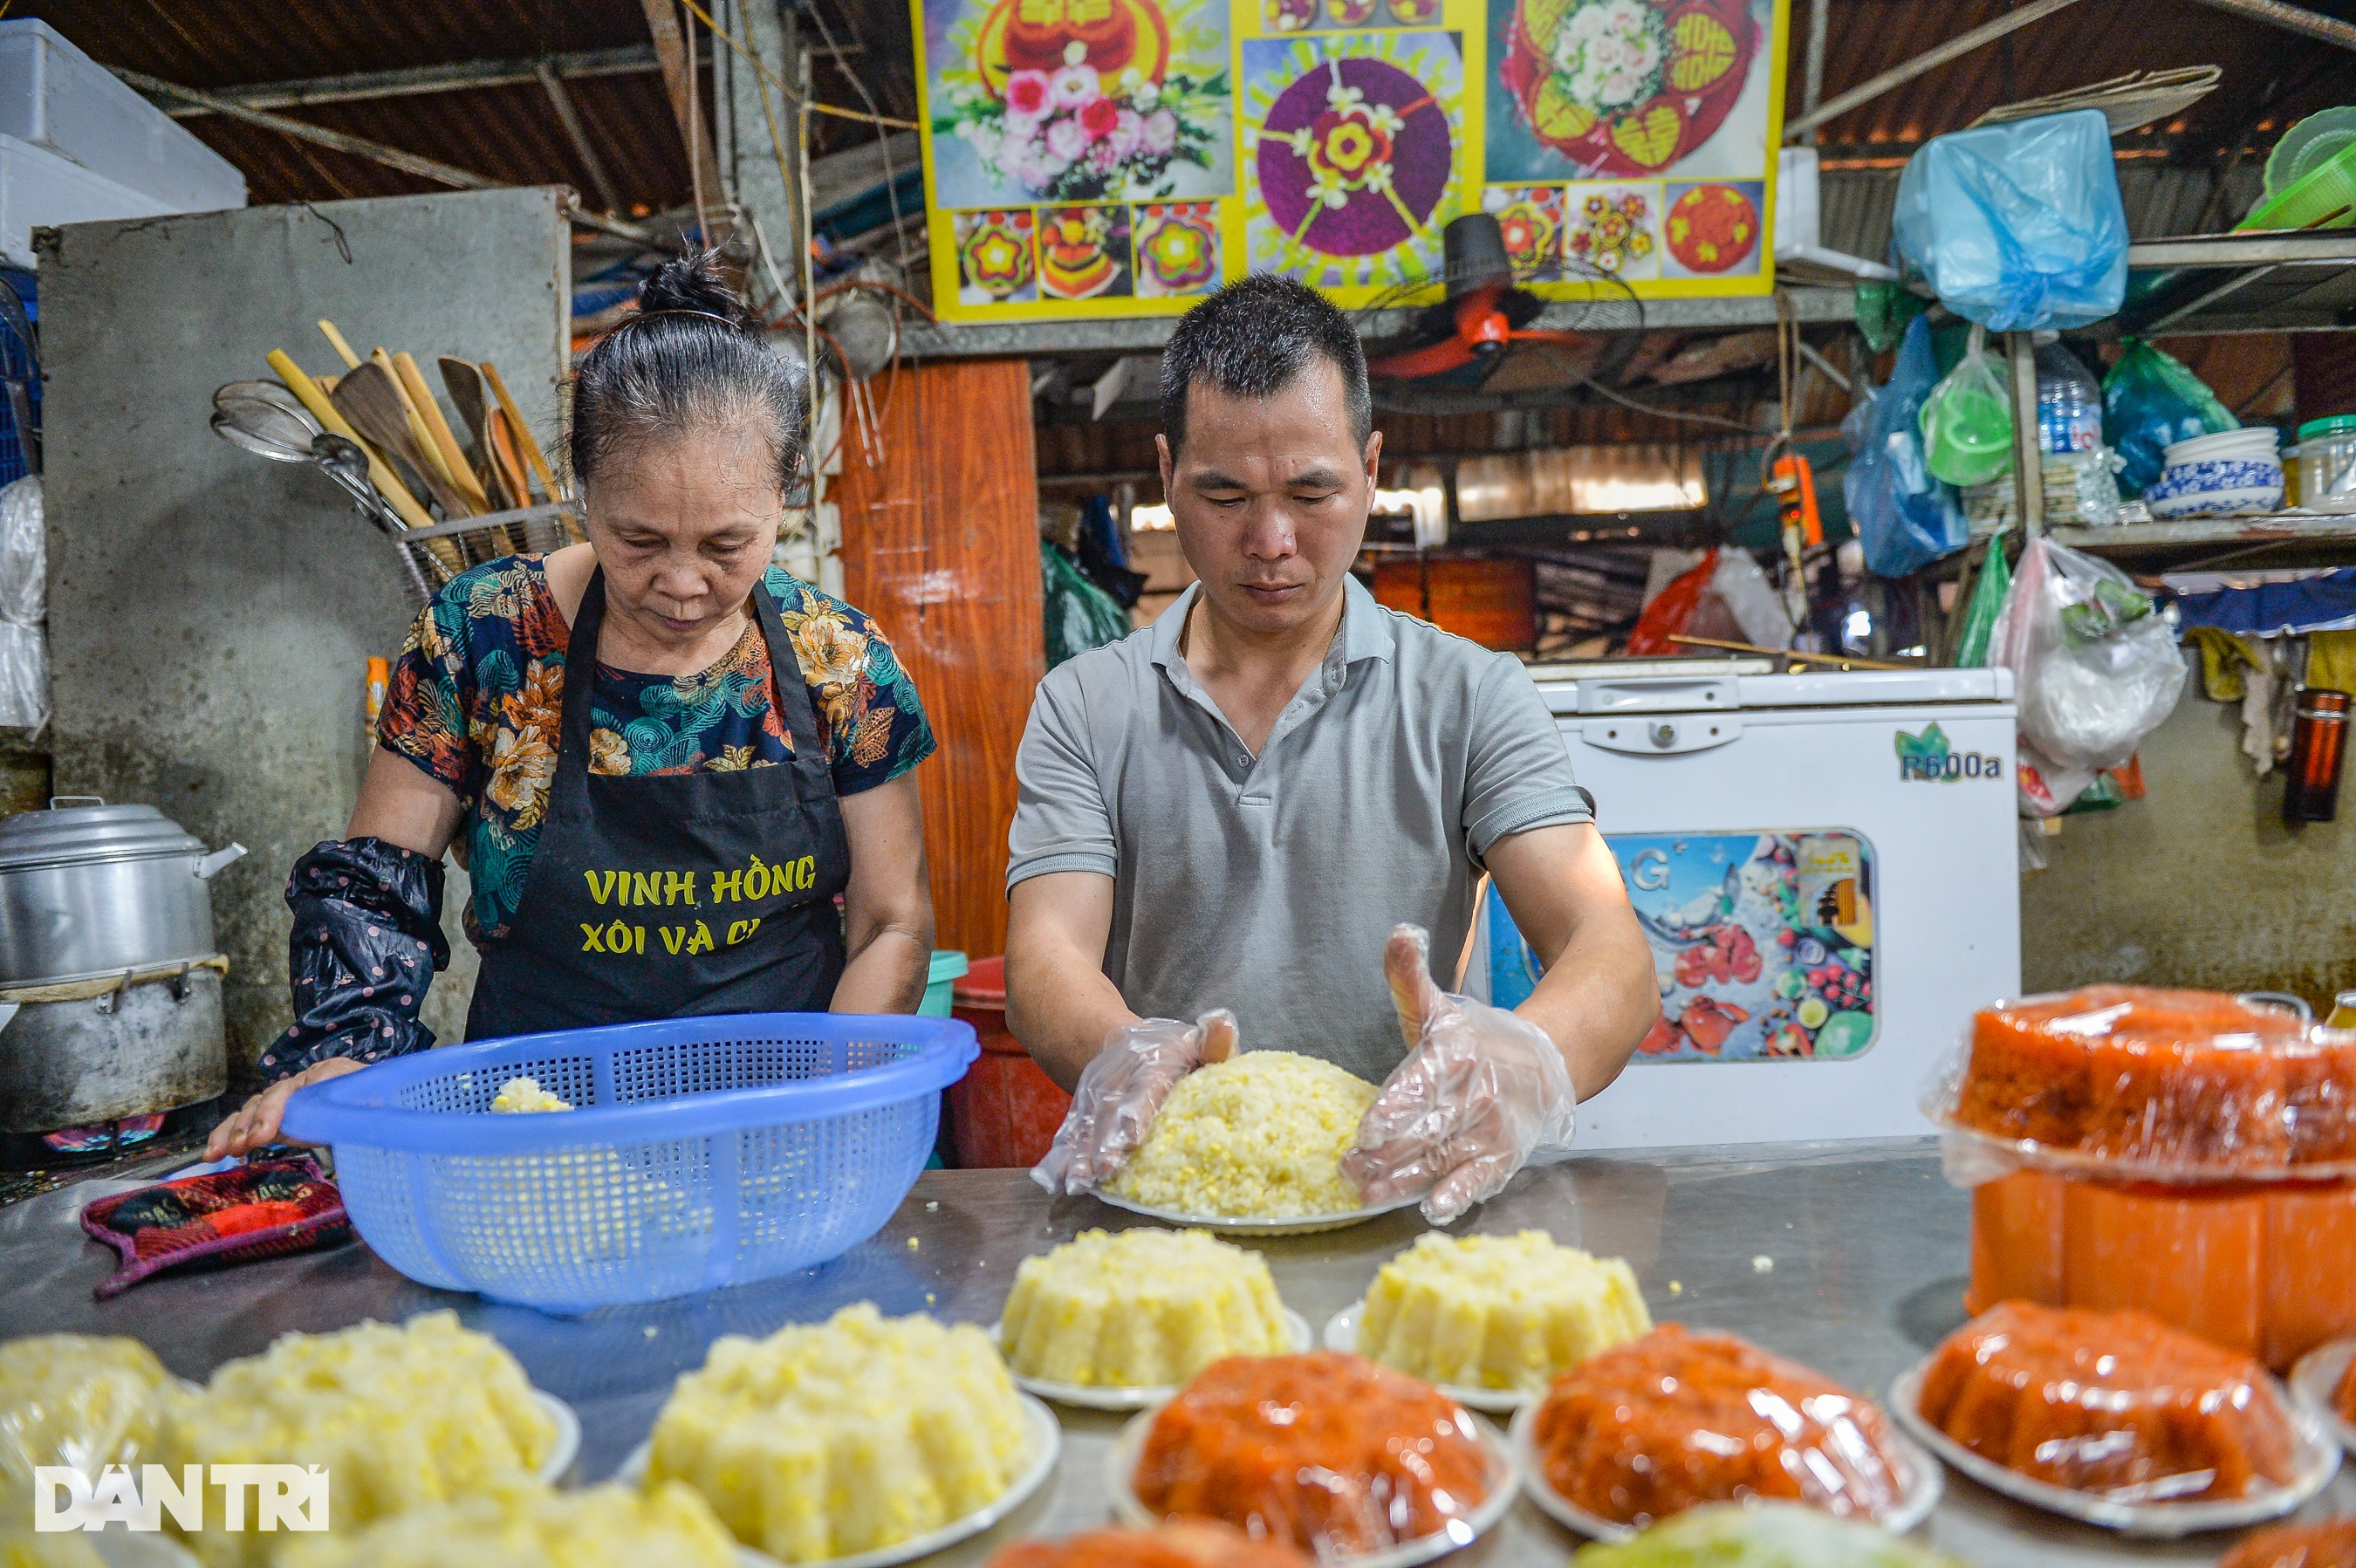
[[19, 0, 918, 213], [1794, 0, 2354, 165]]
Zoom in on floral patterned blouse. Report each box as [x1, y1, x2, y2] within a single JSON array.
[[380, 557, 933, 946]]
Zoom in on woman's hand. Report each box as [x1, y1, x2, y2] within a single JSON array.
[[205, 1057, 366, 1160]]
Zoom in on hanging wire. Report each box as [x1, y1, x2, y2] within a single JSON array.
[[799, 0, 909, 283], [682, 0, 709, 246]]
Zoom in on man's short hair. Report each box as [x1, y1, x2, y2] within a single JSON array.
[[1159, 274, 1372, 457]]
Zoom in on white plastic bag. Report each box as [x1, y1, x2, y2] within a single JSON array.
[[1707, 549, 1792, 651], [1990, 534, 2183, 783], [0, 476, 45, 729]]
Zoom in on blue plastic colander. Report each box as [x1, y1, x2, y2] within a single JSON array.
[[281, 1012, 978, 1313]]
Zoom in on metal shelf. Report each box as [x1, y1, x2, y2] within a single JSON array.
[[897, 286, 1859, 360], [2046, 514, 2356, 567], [2120, 229, 2356, 337]]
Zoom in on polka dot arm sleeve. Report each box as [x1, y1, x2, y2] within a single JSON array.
[[259, 838, 454, 1080]]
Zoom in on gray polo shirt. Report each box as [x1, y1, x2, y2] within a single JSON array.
[[1007, 575, 1593, 1085]]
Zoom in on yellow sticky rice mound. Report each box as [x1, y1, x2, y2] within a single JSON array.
[[1357, 1230, 1653, 1393], [647, 1302, 1033, 1565], [277, 1479, 736, 1568], [162, 1311, 555, 1568], [1000, 1228, 1291, 1388], [0, 1333, 175, 1490], [1104, 1051, 1378, 1219]]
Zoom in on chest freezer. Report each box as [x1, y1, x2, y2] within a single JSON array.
[[1472, 662, 2020, 1149]]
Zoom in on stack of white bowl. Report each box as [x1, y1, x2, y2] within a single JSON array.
[[2145, 428, 2284, 518]]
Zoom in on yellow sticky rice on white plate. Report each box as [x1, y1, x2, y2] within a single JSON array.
[[647, 1303, 1031, 1565], [162, 1312, 556, 1568], [999, 1227, 1290, 1387], [278, 1479, 736, 1568], [1358, 1230, 1652, 1393], [1103, 1051, 1378, 1219]]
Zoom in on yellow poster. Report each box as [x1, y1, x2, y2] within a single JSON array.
[[912, 0, 1790, 321]]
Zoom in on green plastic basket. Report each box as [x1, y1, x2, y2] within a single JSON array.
[[2239, 139, 2356, 233]]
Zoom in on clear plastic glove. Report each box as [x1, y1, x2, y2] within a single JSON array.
[[1342, 924, 1578, 1224], [1031, 1010, 1239, 1195]]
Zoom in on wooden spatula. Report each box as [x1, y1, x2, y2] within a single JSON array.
[[366, 348, 464, 503], [265, 348, 433, 532], [479, 361, 565, 503], [393, 352, 490, 515], [332, 361, 476, 523], [439, 356, 494, 465], [486, 409, 533, 552]]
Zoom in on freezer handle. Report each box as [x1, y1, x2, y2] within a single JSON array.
[[1576, 676, 1740, 716], [1577, 716, 1744, 756]]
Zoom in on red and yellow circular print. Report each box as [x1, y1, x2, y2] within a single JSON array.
[[1664, 182, 1757, 272]]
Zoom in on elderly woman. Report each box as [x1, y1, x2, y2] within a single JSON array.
[[209, 254, 935, 1155]]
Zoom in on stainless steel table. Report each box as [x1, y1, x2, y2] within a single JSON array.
[[3, 1137, 2346, 1565]]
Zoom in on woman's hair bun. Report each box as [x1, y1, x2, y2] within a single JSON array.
[[636, 249, 748, 326]]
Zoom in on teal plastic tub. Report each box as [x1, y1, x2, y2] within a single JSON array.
[[921, 948, 969, 1019]]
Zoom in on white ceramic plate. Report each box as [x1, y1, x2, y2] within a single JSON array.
[[1106, 1396, 1517, 1568], [1507, 1393, 1942, 1544], [2288, 1338, 2356, 1457], [1887, 1357, 2339, 1537], [1324, 1300, 1532, 1414], [997, 1307, 1312, 1410], [620, 1392, 1061, 1568], [1092, 1188, 1422, 1237], [2165, 430, 2279, 464], [534, 1390, 581, 1485]]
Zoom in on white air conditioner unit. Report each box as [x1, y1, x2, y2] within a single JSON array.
[[1773, 146, 1895, 285]]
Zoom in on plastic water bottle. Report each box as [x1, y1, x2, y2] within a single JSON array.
[[2033, 332, 2103, 455]]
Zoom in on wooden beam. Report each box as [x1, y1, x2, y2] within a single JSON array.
[[1782, 0, 2087, 142], [142, 38, 854, 118], [535, 58, 623, 214], [2182, 0, 2356, 49], [640, 0, 731, 243], [150, 45, 681, 117], [109, 67, 663, 246]]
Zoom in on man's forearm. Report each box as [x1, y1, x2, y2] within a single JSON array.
[[1515, 918, 1660, 1104], [1007, 950, 1140, 1092]]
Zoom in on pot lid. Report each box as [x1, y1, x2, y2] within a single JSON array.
[[0, 802, 208, 870]]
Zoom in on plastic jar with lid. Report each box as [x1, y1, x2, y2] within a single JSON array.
[[2293, 414, 2356, 515]]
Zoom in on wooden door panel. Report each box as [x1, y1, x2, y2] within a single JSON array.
[[833, 360, 1043, 963]]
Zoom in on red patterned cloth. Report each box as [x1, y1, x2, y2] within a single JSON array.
[[79, 1157, 347, 1299]]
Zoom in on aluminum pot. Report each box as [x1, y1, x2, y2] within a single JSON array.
[[0, 960, 228, 1132], [0, 798, 246, 984]]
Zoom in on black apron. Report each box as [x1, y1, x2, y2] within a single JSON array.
[[465, 569, 852, 1039]]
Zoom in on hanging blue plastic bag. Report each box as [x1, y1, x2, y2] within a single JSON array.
[[1843, 316, 1969, 579], [1893, 110, 2128, 332], [2102, 337, 2237, 496]]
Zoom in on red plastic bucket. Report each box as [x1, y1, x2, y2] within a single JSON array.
[[946, 955, 1072, 1169]]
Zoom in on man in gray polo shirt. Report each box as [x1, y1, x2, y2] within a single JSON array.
[[1007, 276, 1657, 1222]]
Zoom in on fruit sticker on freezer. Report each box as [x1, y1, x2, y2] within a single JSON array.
[[1493, 829, 1877, 1063]]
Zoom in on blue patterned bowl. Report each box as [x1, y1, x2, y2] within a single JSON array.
[[2146, 455, 2284, 517]]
